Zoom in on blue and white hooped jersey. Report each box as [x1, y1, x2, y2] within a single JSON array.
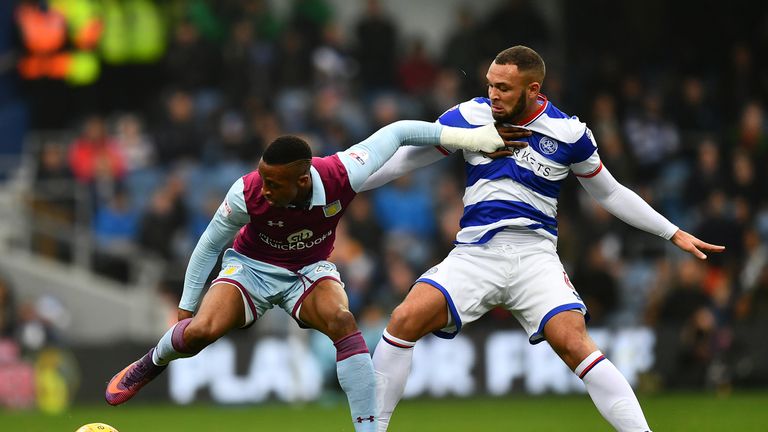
[[438, 96, 602, 245]]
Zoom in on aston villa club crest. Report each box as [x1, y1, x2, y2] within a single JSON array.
[[315, 263, 335, 273], [222, 264, 243, 276], [323, 200, 342, 217]]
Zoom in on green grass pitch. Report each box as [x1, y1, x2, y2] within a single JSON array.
[[3, 392, 767, 431]]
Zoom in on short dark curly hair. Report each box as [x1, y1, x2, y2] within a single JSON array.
[[262, 135, 312, 166], [494, 45, 545, 83]]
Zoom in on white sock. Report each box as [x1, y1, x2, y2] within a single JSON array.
[[372, 329, 416, 432], [576, 351, 652, 432]]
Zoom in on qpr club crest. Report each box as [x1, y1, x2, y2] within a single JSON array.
[[539, 137, 558, 155]]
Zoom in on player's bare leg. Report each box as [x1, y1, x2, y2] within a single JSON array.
[[175, 282, 246, 352], [106, 283, 245, 405], [299, 279, 377, 432], [385, 282, 450, 341], [372, 282, 449, 431], [543, 310, 598, 369], [544, 311, 652, 432]]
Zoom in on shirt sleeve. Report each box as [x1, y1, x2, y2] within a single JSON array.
[[337, 120, 445, 192], [577, 165, 678, 239], [338, 100, 507, 191], [569, 127, 602, 176], [179, 177, 251, 312], [356, 145, 448, 191]]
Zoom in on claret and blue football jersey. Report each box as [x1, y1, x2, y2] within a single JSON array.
[[438, 95, 602, 245]]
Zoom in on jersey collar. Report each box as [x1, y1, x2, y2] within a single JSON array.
[[308, 165, 326, 208], [516, 94, 548, 126]]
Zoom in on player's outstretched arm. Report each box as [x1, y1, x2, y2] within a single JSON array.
[[578, 165, 725, 259], [578, 165, 678, 238], [357, 122, 531, 191], [439, 122, 520, 153], [357, 145, 445, 192], [669, 229, 725, 260], [340, 120, 514, 192]]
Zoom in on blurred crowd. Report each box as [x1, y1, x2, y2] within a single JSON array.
[[2, 0, 768, 391]]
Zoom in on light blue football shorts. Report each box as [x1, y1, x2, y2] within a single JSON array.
[[211, 248, 343, 328]]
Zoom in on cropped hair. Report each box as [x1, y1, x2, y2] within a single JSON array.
[[494, 45, 545, 83], [262, 135, 312, 166]]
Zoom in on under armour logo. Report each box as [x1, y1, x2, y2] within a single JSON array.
[[267, 220, 284, 227], [356, 416, 375, 423]]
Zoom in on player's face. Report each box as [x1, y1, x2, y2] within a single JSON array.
[[257, 161, 310, 208], [486, 62, 539, 124]]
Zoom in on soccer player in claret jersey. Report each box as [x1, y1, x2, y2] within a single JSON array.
[[104, 118, 519, 430], [362, 46, 725, 432]]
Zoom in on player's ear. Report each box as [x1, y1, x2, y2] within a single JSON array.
[[528, 81, 541, 97], [297, 173, 311, 188]]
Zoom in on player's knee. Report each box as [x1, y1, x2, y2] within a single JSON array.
[[328, 308, 357, 339], [558, 336, 587, 357], [388, 304, 423, 340], [184, 318, 224, 349], [549, 330, 593, 365], [388, 305, 409, 330]]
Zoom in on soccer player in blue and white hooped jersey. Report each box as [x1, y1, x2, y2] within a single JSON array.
[[364, 46, 725, 432]]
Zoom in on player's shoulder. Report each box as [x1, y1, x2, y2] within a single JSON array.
[[219, 174, 254, 216], [437, 97, 492, 128], [312, 154, 346, 175], [312, 154, 353, 188], [532, 101, 589, 144], [242, 170, 262, 188], [239, 170, 262, 202]]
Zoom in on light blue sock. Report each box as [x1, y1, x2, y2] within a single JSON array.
[[152, 318, 197, 366], [335, 331, 377, 431]]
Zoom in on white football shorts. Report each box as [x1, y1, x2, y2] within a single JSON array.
[[416, 230, 587, 344]]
